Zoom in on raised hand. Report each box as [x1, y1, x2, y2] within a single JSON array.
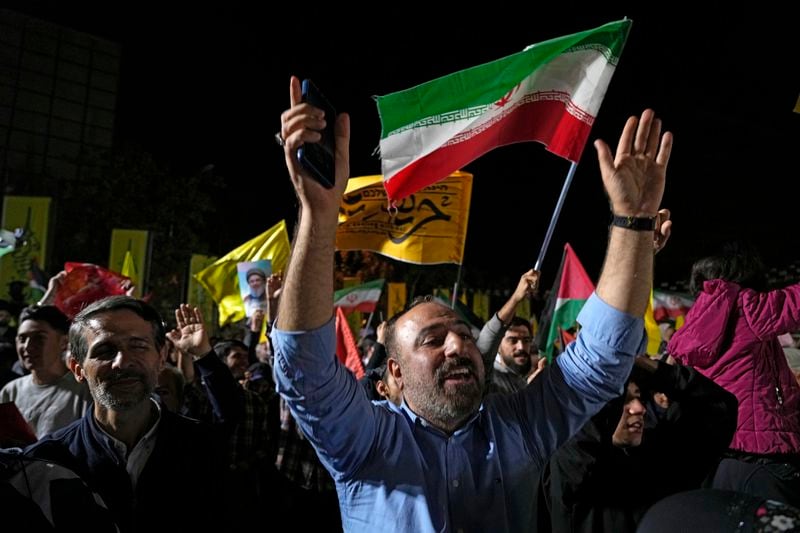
[[513, 269, 540, 301], [166, 304, 212, 359], [594, 109, 673, 217], [280, 76, 350, 214]]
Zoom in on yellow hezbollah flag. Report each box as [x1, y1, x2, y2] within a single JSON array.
[[187, 254, 218, 325], [0, 196, 51, 302], [195, 220, 291, 326], [109, 229, 149, 297], [337, 171, 472, 265]]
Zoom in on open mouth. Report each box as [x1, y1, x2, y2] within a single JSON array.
[[442, 368, 475, 385], [627, 421, 643, 433]]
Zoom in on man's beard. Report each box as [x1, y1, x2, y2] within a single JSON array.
[[502, 350, 531, 375], [90, 369, 154, 411], [250, 287, 265, 299], [403, 357, 482, 428]]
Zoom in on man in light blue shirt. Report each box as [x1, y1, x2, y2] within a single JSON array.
[[273, 76, 674, 532]]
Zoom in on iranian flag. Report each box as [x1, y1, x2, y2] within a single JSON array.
[[376, 19, 631, 201], [334, 279, 385, 313], [539, 243, 595, 359]]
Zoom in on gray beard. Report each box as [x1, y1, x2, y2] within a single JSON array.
[[90, 374, 153, 411]]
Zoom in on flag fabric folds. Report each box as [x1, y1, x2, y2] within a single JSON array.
[[335, 306, 365, 379], [195, 220, 291, 326], [334, 279, 385, 314], [540, 243, 595, 360], [337, 172, 472, 265], [55, 262, 131, 319], [376, 19, 631, 201]]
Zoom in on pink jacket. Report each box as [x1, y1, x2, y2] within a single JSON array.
[[667, 279, 800, 455]]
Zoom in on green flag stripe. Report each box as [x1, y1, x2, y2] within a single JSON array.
[[545, 298, 588, 358], [376, 20, 630, 138]]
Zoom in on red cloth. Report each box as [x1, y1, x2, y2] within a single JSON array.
[[54, 262, 130, 319], [335, 307, 365, 379]]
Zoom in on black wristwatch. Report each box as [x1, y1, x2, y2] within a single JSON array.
[[610, 214, 656, 231]]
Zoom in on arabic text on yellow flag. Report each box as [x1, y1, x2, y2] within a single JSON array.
[[109, 229, 149, 298], [337, 171, 472, 265], [0, 196, 51, 301], [194, 220, 291, 326]]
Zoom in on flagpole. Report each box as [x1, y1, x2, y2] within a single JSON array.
[[534, 162, 578, 271], [451, 262, 463, 309], [363, 310, 375, 339]]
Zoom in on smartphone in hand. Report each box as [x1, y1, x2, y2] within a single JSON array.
[[297, 79, 336, 188]]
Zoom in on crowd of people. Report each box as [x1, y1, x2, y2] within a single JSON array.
[[0, 75, 799, 532]]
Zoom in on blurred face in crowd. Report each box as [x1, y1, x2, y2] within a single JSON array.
[[225, 345, 250, 380], [16, 319, 67, 376], [71, 309, 165, 412], [612, 381, 647, 448], [389, 302, 484, 433], [377, 368, 402, 406], [498, 324, 535, 375]]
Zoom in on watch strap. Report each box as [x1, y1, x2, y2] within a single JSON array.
[[611, 214, 656, 231]]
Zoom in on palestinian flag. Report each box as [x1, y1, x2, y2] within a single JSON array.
[[376, 19, 631, 201], [539, 243, 595, 360], [334, 279, 385, 313]]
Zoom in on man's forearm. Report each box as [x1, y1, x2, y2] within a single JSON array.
[[596, 227, 654, 316], [276, 207, 337, 331]]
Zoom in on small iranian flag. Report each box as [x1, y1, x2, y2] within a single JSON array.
[[334, 279, 385, 313], [376, 19, 631, 201], [539, 243, 595, 360]]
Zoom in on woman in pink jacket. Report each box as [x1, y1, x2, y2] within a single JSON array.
[[668, 243, 800, 506]]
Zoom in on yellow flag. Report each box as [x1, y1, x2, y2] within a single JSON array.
[[121, 251, 135, 278], [109, 229, 149, 298], [195, 220, 291, 326], [337, 171, 472, 265], [472, 290, 489, 322], [0, 196, 51, 301], [387, 282, 407, 319], [187, 254, 218, 325], [644, 288, 662, 356]]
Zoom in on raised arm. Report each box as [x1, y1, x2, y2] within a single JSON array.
[[276, 76, 350, 331], [594, 109, 672, 316]]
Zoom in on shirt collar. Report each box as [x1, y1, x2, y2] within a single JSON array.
[[89, 398, 162, 460]]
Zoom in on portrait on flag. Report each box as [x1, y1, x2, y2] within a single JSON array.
[[237, 259, 271, 318], [337, 171, 472, 265]]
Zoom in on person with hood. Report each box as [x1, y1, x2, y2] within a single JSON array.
[[540, 355, 738, 532], [667, 242, 800, 505]]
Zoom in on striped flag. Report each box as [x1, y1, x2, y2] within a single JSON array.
[[335, 306, 365, 379], [539, 243, 595, 360], [376, 19, 631, 201], [334, 279, 385, 313]]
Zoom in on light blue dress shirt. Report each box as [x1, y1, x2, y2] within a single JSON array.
[[273, 292, 644, 532]]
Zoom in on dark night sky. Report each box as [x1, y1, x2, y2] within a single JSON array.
[[5, 3, 800, 291]]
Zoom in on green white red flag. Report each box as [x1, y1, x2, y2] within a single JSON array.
[[333, 279, 385, 313], [376, 19, 631, 201]]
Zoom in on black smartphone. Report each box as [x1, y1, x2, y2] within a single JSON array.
[[297, 79, 336, 188]]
